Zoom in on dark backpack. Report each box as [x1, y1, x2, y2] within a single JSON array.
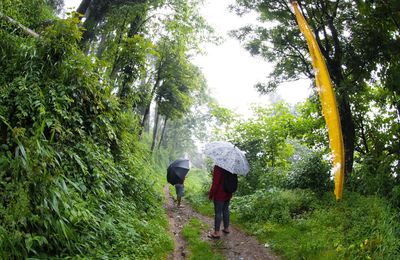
[[223, 171, 238, 193]]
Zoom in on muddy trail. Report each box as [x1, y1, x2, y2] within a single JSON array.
[[163, 185, 279, 260]]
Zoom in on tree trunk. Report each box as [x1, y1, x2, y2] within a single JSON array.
[[337, 94, 355, 176], [0, 124, 7, 145], [76, 0, 92, 16], [79, 2, 110, 51], [140, 67, 162, 137], [150, 103, 160, 152], [113, 14, 146, 103], [157, 117, 168, 150], [313, 6, 355, 176], [358, 116, 369, 154], [96, 32, 107, 58], [298, 2, 356, 176], [109, 9, 133, 79], [327, 57, 355, 177], [140, 106, 151, 136]]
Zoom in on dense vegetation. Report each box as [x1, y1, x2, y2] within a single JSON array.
[[0, 0, 214, 257], [187, 102, 400, 259], [221, 3, 400, 256], [1, 0, 399, 259], [214, 2, 399, 256]]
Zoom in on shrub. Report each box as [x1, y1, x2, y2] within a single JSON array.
[[237, 163, 288, 196], [347, 155, 397, 198], [287, 152, 332, 194], [231, 189, 317, 224]]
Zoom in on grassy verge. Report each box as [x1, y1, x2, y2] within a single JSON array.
[[137, 153, 179, 259], [182, 218, 224, 260], [184, 168, 214, 216], [231, 190, 400, 259], [182, 168, 400, 259]]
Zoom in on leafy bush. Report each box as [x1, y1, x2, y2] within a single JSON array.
[[231, 189, 317, 224], [287, 152, 332, 194], [390, 185, 400, 208], [0, 15, 172, 258], [312, 193, 399, 259], [237, 163, 288, 196], [348, 155, 397, 198]]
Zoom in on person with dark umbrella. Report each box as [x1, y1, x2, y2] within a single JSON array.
[[167, 159, 190, 208]]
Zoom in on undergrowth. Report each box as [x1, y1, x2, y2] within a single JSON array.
[[232, 190, 400, 259], [183, 170, 400, 259], [0, 12, 173, 258]]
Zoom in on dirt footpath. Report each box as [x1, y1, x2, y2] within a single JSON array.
[[163, 185, 279, 260]]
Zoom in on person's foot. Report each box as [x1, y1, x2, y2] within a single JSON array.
[[222, 229, 230, 234], [208, 232, 220, 239]]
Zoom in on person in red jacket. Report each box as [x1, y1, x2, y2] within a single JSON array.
[[208, 165, 233, 239]]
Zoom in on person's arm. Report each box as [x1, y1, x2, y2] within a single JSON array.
[[208, 166, 222, 200]]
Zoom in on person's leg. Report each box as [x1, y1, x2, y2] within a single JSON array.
[[175, 184, 184, 207], [212, 200, 223, 237], [222, 200, 230, 232], [174, 185, 179, 206]]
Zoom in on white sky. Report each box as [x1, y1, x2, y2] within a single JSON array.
[[63, 0, 311, 117]]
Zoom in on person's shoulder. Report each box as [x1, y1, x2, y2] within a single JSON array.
[[214, 166, 226, 177], [214, 165, 223, 172], [215, 165, 230, 174]]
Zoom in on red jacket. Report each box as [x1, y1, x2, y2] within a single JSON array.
[[208, 165, 232, 201]]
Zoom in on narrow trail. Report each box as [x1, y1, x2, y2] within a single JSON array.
[[163, 185, 279, 260]]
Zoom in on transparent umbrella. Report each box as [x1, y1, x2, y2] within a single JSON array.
[[204, 141, 249, 176]]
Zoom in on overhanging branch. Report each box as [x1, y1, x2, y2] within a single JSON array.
[[0, 11, 40, 38]]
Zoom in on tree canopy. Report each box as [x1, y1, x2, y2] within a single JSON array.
[[230, 0, 400, 177]]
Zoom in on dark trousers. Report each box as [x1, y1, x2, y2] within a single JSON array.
[[213, 200, 230, 231]]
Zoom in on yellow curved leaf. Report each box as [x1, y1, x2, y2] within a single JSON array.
[[291, 1, 345, 200]]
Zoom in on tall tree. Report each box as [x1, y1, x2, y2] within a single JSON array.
[[75, 0, 158, 49], [139, 0, 214, 137], [154, 64, 205, 149], [231, 0, 399, 175]]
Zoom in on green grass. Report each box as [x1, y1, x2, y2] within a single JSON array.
[[182, 218, 224, 260], [183, 175, 400, 260], [232, 190, 400, 259], [184, 168, 214, 216]]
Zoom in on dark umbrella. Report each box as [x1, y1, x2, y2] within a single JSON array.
[[167, 159, 190, 185]]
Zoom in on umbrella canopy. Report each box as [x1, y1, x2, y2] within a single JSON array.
[[204, 141, 249, 176], [167, 159, 190, 185]]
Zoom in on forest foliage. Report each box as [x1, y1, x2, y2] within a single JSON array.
[[188, 101, 400, 259], [0, 0, 214, 257], [0, 0, 400, 259]]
